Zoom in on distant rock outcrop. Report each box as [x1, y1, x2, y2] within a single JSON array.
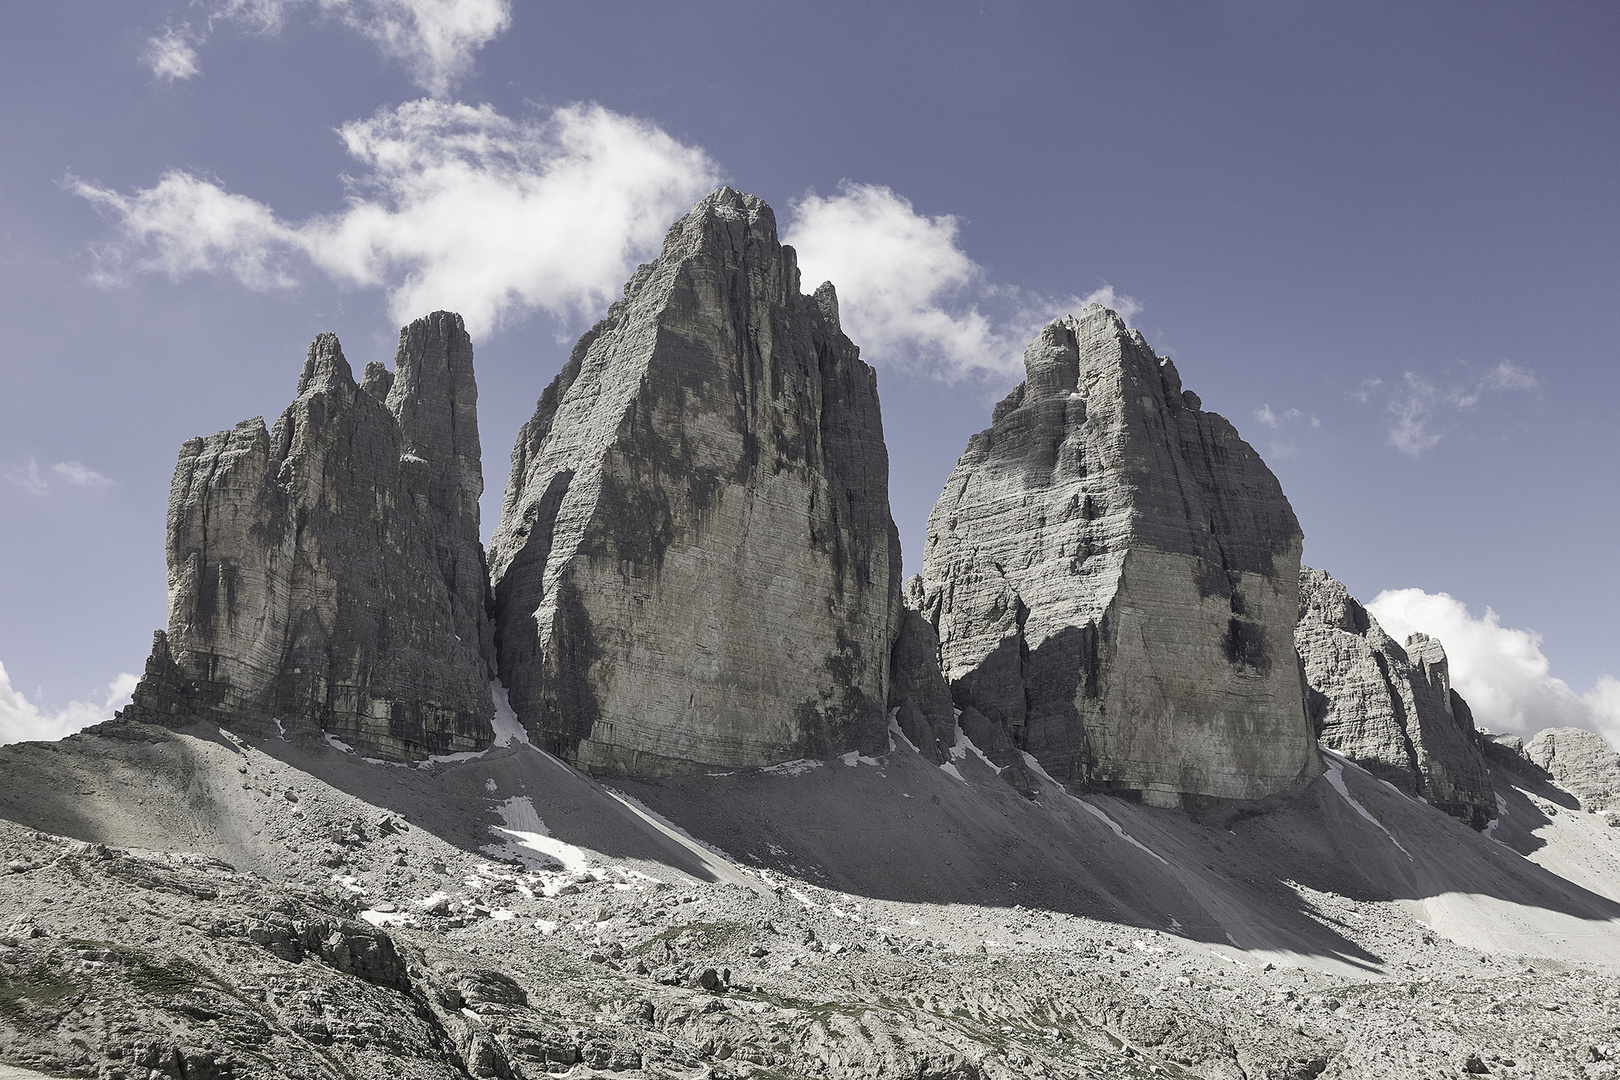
[[915, 306, 1319, 806], [1523, 727, 1620, 812], [1295, 568, 1492, 828], [487, 187, 902, 775], [119, 313, 494, 760]]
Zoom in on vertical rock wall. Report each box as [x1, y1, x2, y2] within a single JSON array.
[[487, 188, 902, 776], [120, 314, 494, 760], [917, 306, 1320, 806], [1295, 567, 1493, 828]]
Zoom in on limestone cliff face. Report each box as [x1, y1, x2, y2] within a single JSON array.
[[120, 313, 494, 760], [487, 187, 902, 775], [1523, 727, 1620, 812], [1295, 568, 1492, 828], [916, 306, 1319, 806]]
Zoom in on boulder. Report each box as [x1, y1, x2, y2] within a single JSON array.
[[1296, 568, 1493, 828], [487, 188, 902, 775], [916, 307, 1319, 806], [119, 313, 494, 760]]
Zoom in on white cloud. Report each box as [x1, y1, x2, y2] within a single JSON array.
[[160, 0, 511, 96], [53, 462, 113, 487], [1254, 404, 1319, 430], [4, 459, 112, 494], [0, 663, 137, 746], [1362, 362, 1538, 456], [1367, 588, 1620, 749], [73, 99, 721, 337], [141, 27, 202, 81], [785, 181, 1139, 382]]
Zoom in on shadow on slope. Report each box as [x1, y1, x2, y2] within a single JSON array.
[[2, 718, 1617, 974]]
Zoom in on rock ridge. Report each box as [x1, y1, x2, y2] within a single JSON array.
[[1295, 566, 1493, 828]]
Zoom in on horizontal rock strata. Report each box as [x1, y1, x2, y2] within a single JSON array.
[[119, 313, 494, 759], [916, 306, 1319, 806], [488, 187, 902, 775], [1523, 726, 1620, 812], [1295, 567, 1493, 828]]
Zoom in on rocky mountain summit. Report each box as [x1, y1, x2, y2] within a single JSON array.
[[486, 187, 901, 775], [914, 307, 1319, 806], [1295, 568, 1493, 828], [119, 313, 495, 760]]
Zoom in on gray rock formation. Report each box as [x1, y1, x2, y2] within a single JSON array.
[[487, 187, 902, 775], [1523, 727, 1620, 811], [120, 312, 494, 760], [915, 306, 1319, 806], [1295, 568, 1493, 828], [887, 577, 957, 764]]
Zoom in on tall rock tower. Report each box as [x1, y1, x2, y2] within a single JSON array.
[[120, 312, 495, 760], [917, 306, 1320, 806], [488, 188, 903, 775]]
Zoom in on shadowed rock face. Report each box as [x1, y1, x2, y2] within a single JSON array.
[[1296, 567, 1492, 828], [119, 313, 494, 760], [916, 307, 1320, 806], [487, 187, 902, 775]]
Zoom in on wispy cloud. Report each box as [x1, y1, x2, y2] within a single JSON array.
[[71, 99, 721, 337], [4, 459, 112, 495], [1253, 404, 1319, 429], [1369, 589, 1619, 749], [785, 181, 1139, 382], [141, 26, 202, 81], [1358, 362, 1538, 455], [0, 662, 137, 746], [144, 0, 512, 96]]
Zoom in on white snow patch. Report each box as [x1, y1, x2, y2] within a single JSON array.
[[939, 762, 967, 783], [535, 919, 558, 936], [1483, 793, 1511, 844], [271, 716, 288, 741], [324, 733, 356, 754], [490, 909, 517, 922], [887, 709, 918, 754], [788, 888, 822, 910], [331, 874, 366, 894], [761, 758, 822, 776], [1017, 750, 1169, 865], [484, 795, 592, 873], [1322, 752, 1412, 858], [951, 725, 1003, 773], [360, 909, 410, 927], [484, 778, 498, 793], [840, 750, 881, 767], [490, 680, 529, 746], [417, 890, 451, 910]]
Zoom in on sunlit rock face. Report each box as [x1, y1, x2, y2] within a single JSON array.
[[487, 187, 902, 776], [119, 313, 494, 760], [916, 306, 1320, 806], [1296, 568, 1493, 828]]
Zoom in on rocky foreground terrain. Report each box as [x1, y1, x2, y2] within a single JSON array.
[[0, 714, 1617, 1080]]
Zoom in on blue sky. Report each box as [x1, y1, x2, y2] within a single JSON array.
[[2, 1, 1617, 744]]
